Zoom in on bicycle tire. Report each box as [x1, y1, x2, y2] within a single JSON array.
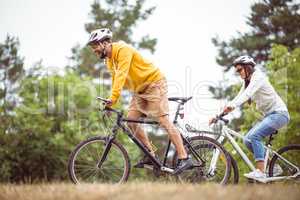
[[268, 144, 300, 181], [68, 136, 130, 184], [173, 135, 231, 185], [228, 152, 239, 184]]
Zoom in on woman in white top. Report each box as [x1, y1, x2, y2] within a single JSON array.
[[211, 56, 290, 181]]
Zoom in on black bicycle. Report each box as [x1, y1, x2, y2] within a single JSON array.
[[68, 96, 231, 184]]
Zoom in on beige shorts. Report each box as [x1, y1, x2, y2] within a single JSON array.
[[128, 79, 169, 118]]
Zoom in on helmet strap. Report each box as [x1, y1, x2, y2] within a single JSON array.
[[98, 42, 107, 59], [243, 65, 254, 105]]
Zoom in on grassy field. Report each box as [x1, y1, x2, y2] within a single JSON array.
[[0, 182, 300, 200]]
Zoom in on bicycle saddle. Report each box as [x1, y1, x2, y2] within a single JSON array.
[[168, 96, 192, 103]]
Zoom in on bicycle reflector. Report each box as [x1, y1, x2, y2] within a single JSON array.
[[179, 112, 184, 119], [179, 107, 184, 119]]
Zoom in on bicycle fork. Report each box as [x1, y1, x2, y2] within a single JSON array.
[[207, 134, 226, 176], [96, 135, 114, 169], [208, 149, 220, 176]]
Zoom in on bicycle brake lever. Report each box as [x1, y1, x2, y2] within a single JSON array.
[[222, 118, 229, 124], [216, 113, 229, 124]]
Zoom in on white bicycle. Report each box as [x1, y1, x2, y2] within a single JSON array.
[[187, 112, 300, 183]]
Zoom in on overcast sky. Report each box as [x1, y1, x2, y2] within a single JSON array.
[[0, 0, 256, 127]]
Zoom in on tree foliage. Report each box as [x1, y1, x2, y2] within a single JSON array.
[[0, 35, 25, 134], [212, 0, 300, 71], [210, 0, 300, 134], [0, 72, 108, 182]]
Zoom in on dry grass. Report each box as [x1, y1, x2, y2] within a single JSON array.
[[0, 182, 299, 200]]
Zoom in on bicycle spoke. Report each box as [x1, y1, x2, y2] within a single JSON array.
[[78, 168, 98, 180], [75, 165, 97, 171], [86, 144, 101, 162]]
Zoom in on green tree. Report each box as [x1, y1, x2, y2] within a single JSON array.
[[0, 35, 25, 134], [213, 0, 300, 71], [69, 0, 157, 78], [0, 68, 146, 182], [0, 71, 107, 182]]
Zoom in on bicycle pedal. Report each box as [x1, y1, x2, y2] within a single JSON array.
[[144, 164, 154, 170]]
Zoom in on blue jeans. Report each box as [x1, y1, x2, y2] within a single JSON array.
[[243, 111, 290, 161]]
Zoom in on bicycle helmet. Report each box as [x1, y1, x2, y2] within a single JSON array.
[[87, 28, 112, 45], [233, 55, 256, 67]]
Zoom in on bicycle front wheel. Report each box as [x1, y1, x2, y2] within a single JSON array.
[[173, 135, 231, 185], [68, 136, 130, 184], [269, 144, 300, 182]]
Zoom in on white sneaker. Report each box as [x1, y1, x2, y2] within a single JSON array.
[[271, 164, 283, 176], [244, 169, 267, 182]]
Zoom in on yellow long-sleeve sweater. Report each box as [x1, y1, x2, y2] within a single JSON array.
[[106, 41, 164, 104]]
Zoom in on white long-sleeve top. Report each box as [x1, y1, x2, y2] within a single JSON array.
[[229, 68, 288, 116]]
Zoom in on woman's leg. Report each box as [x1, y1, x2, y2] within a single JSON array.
[[243, 123, 260, 153], [244, 112, 289, 172]]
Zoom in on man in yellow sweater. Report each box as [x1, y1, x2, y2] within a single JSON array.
[[87, 28, 192, 174]]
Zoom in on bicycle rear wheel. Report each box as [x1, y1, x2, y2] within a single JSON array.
[[173, 135, 231, 185], [269, 144, 300, 182], [68, 136, 130, 184]]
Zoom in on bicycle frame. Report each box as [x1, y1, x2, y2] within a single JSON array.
[[98, 97, 203, 174], [213, 123, 300, 182], [101, 115, 175, 173], [217, 126, 256, 171]]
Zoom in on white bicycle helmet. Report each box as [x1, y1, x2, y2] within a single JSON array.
[[87, 28, 112, 45], [233, 55, 256, 67]]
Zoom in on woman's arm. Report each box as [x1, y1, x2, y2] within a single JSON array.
[[229, 71, 265, 108], [230, 82, 245, 105]]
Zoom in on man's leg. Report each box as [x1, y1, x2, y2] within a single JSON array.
[[143, 80, 187, 159], [158, 115, 187, 159], [158, 115, 192, 174], [127, 110, 155, 156], [159, 114, 192, 174], [143, 79, 192, 173]]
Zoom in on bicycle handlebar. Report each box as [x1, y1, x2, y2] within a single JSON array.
[[214, 112, 229, 125], [96, 96, 110, 103], [96, 97, 123, 116]]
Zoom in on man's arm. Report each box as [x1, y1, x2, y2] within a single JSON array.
[[109, 46, 133, 104]]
